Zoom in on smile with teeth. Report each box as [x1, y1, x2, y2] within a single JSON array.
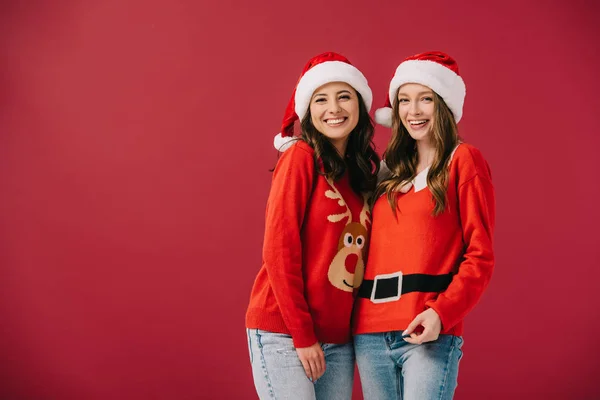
[[409, 120, 428, 126], [325, 117, 346, 126]]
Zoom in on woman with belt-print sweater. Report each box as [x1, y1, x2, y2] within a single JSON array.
[[353, 51, 496, 400]]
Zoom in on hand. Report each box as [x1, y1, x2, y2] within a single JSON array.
[[403, 308, 442, 345], [296, 342, 326, 382]]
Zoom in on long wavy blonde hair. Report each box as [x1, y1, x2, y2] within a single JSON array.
[[374, 89, 460, 216]]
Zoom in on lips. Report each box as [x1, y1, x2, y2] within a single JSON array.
[[325, 117, 347, 126], [408, 119, 429, 130]]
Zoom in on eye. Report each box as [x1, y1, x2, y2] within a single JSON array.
[[355, 235, 365, 249], [422, 96, 433, 102], [338, 94, 351, 101], [398, 98, 409, 103], [314, 97, 326, 103], [344, 232, 353, 247]]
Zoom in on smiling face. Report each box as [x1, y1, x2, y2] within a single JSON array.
[[397, 83, 436, 143], [309, 81, 359, 153]]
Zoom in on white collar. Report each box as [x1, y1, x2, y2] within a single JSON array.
[[412, 167, 430, 192]]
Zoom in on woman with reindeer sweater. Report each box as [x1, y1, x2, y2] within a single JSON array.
[[245, 52, 379, 400]]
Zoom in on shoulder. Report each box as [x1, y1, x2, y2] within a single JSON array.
[[273, 140, 316, 181], [281, 140, 314, 160], [451, 143, 492, 182], [277, 140, 314, 165], [452, 143, 487, 166]]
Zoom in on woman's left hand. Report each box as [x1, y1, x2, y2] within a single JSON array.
[[402, 308, 442, 344]]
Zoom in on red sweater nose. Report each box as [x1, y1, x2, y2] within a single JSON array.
[[345, 253, 359, 273]]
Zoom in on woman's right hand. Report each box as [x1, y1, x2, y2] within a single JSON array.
[[296, 342, 326, 382]]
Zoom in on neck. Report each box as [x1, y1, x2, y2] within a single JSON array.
[[331, 138, 348, 158], [415, 138, 435, 168]]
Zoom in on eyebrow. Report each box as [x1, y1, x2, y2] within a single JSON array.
[[398, 91, 434, 97], [313, 90, 352, 97]]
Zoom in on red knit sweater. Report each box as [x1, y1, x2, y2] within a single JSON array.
[[246, 141, 371, 348], [353, 143, 495, 336]]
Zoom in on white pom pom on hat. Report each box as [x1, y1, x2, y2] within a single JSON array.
[[273, 132, 296, 152], [374, 107, 393, 128]]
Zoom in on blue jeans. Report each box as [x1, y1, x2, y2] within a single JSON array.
[[247, 329, 354, 400], [354, 332, 463, 400]]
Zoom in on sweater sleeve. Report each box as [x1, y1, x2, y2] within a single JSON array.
[[262, 144, 318, 348], [426, 152, 496, 331]]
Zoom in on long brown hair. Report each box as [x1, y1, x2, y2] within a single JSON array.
[[299, 91, 380, 194], [375, 90, 460, 215]]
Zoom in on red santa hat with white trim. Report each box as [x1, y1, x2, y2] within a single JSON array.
[[374, 51, 466, 128], [274, 52, 373, 151]]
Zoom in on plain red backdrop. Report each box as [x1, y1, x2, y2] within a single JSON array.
[[1, 0, 599, 399]]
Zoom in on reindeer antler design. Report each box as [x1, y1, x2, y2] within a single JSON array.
[[359, 193, 370, 228], [324, 181, 368, 293], [325, 180, 352, 224]]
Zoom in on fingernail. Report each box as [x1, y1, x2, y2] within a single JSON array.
[[309, 378, 313, 382]]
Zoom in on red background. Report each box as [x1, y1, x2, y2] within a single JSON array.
[[1, 1, 599, 399]]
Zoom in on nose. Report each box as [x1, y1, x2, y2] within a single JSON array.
[[344, 253, 359, 273], [410, 101, 421, 116], [329, 99, 342, 114]]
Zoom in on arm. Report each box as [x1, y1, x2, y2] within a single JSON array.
[[262, 145, 318, 348], [425, 161, 496, 331]]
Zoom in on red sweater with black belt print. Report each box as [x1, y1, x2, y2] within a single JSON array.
[[246, 141, 370, 348], [353, 143, 495, 336]]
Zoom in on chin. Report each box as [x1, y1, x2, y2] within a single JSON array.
[[408, 131, 431, 142], [324, 131, 351, 142]]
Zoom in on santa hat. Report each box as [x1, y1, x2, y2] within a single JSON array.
[[374, 51, 466, 128], [274, 52, 373, 151]]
